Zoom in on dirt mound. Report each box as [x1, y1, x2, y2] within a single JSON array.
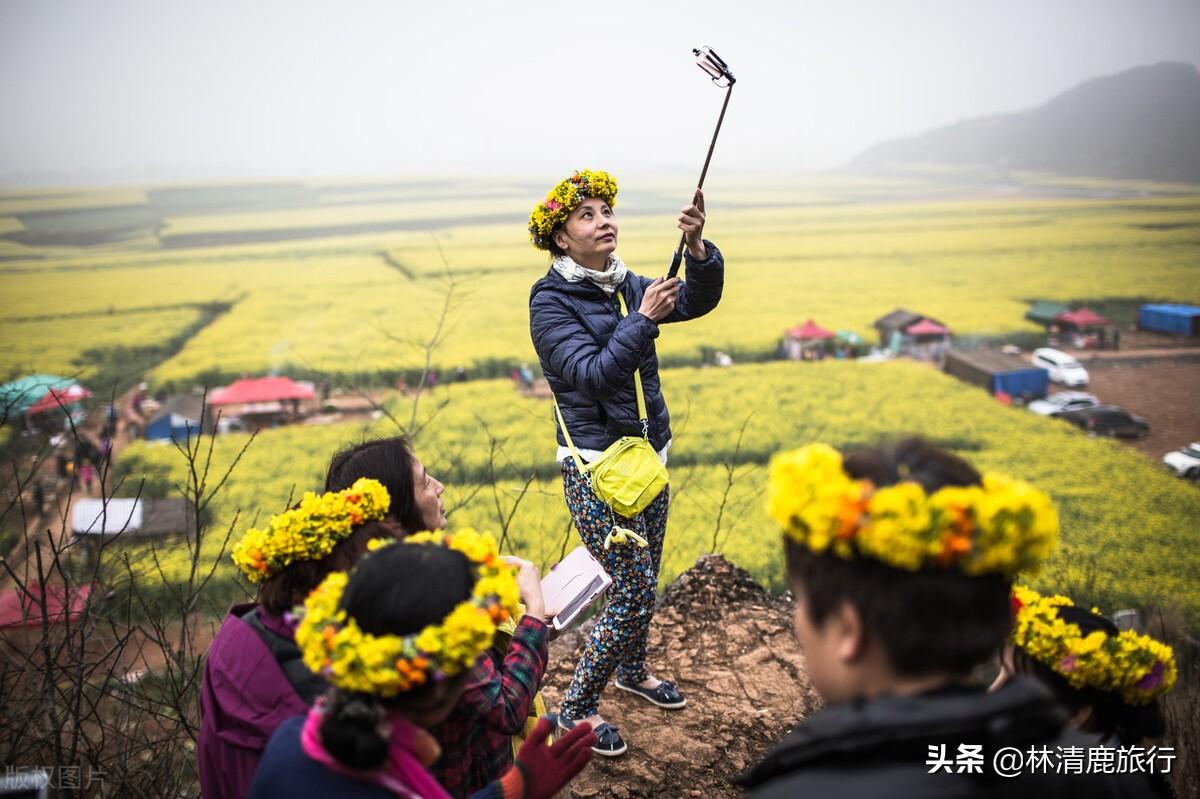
[[542, 554, 818, 798]]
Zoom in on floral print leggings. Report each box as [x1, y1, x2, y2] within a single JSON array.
[[559, 458, 671, 720]]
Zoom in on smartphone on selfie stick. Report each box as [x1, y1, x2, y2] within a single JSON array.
[[667, 46, 736, 279]]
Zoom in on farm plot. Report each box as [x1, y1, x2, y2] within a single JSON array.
[[114, 360, 1200, 623]]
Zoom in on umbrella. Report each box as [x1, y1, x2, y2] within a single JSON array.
[[836, 330, 864, 345], [0, 375, 76, 416], [27, 385, 92, 415]]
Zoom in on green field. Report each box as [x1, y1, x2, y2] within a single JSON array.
[[114, 361, 1200, 624]]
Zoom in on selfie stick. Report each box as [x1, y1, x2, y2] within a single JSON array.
[[667, 46, 736, 279]]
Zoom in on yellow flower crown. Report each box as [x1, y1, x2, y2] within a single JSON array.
[[1011, 585, 1177, 706], [528, 169, 618, 251], [295, 528, 521, 698], [231, 478, 391, 583], [767, 444, 1058, 576]]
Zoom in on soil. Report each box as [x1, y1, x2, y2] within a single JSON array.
[[1055, 354, 1200, 462], [540, 554, 818, 799]]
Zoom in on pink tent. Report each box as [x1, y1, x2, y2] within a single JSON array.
[[905, 318, 951, 336], [26, 384, 92, 414], [209, 377, 315, 406], [1055, 308, 1111, 328], [786, 319, 836, 340]]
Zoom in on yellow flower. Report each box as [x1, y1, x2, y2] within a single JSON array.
[[295, 527, 519, 698], [231, 479, 391, 582], [1011, 585, 1176, 705], [767, 443, 1057, 578], [528, 169, 619, 250]]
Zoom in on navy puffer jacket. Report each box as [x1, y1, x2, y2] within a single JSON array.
[[529, 241, 724, 453]]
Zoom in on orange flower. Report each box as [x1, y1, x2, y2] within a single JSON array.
[[939, 531, 972, 564], [836, 495, 865, 540]]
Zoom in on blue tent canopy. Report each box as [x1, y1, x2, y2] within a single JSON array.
[[1139, 304, 1200, 337]]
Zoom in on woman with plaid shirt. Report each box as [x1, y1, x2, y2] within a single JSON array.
[[327, 439, 552, 797]]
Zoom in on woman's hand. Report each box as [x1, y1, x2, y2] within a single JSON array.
[[503, 557, 546, 623], [679, 188, 707, 260], [638, 276, 681, 322]]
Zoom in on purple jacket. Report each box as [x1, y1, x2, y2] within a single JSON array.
[[198, 604, 311, 799]]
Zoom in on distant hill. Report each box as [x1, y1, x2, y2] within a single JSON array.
[[851, 62, 1200, 183]]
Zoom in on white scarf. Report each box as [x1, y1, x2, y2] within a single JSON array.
[[551, 253, 629, 296]]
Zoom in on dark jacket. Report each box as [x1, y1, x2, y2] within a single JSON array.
[[249, 716, 507, 799], [528, 242, 724, 452], [736, 679, 1160, 799]]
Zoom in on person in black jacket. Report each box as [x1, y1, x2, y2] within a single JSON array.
[[737, 438, 1159, 798], [527, 170, 723, 756]]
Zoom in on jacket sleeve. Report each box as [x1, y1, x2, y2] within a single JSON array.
[[658, 239, 724, 324], [531, 291, 660, 400], [456, 616, 550, 736]]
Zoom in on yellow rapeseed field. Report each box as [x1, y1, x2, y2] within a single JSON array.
[[116, 361, 1200, 623]]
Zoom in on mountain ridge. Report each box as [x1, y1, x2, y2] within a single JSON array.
[[851, 62, 1200, 183]]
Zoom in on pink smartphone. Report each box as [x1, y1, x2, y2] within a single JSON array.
[[541, 547, 612, 631]]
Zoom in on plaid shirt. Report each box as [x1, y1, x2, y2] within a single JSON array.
[[429, 615, 550, 799]]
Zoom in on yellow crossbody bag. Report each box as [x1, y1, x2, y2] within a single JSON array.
[[553, 293, 669, 519]]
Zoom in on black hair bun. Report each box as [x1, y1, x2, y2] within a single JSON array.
[[321, 692, 389, 770]]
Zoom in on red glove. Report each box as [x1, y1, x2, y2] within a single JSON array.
[[501, 717, 596, 799]]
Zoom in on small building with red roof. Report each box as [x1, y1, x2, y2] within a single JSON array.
[[209, 376, 317, 430], [783, 319, 836, 360]]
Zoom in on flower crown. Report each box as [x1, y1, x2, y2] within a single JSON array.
[[231, 478, 391, 583], [1011, 585, 1177, 706], [767, 444, 1058, 577], [528, 169, 618, 251], [295, 529, 521, 698]]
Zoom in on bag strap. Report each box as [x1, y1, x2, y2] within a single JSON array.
[[552, 395, 589, 475], [551, 289, 651, 465], [615, 292, 650, 433]]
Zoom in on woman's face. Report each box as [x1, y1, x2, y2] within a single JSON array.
[[410, 458, 446, 531], [554, 197, 618, 263]]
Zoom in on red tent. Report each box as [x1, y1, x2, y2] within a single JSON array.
[[1055, 308, 1111, 328], [26, 384, 92, 414], [905, 318, 951, 336], [0, 583, 92, 629], [209, 376, 316, 406], [786, 319, 836, 340]]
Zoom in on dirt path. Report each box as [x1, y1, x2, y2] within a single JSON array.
[[541, 555, 818, 798], [1070, 358, 1200, 460]]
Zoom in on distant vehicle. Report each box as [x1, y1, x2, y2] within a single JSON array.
[[1059, 405, 1149, 439], [1027, 391, 1100, 416], [1032, 348, 1090, 387], [1163, 443, 1200, 479]]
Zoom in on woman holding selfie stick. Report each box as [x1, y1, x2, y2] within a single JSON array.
[[528, 170, 724, 757]]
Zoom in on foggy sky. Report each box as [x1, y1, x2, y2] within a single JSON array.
[[2, 0, 1199, 187]]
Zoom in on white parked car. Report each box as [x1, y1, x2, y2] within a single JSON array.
[[1027, 391, 1100, 416], [1163, 443, 1200, 480], [1032, 348, 1090, 387]]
